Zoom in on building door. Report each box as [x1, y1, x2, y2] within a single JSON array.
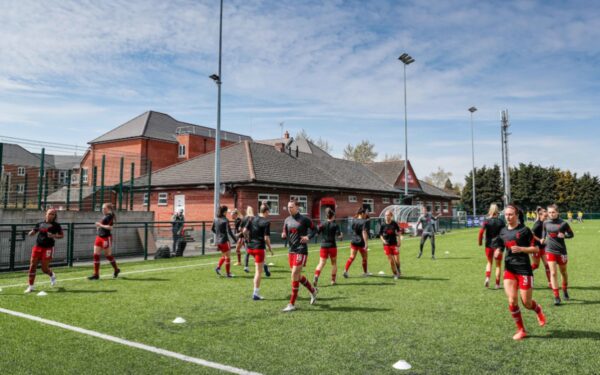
[[174, 194, 185, 213]]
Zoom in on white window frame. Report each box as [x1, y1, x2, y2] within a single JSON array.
[[435, 201, 442, 213], [443, 201, 449, 213], [143, 193, 149, 206], [58, 170, 68, 185], [158, 192, 168, 206], [290, 195, 308, 214], [393, 198, 402, 205], [363, 198, 374, 213], [258, 194, 279, 215], [16, 183, 25, 195], [17, 167, 26, 176], [82, 168, 88, 184], [382, 197, 390, 204], [348, 195, 357, 203], [178, 144, 186, 157]]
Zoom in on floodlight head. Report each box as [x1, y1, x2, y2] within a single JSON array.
[[468, 106, 477, 113], [398, 53, 414, 65], [399, 53, 408, 60], [209, 74, 220, 83]]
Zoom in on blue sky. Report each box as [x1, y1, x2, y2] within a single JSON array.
[[1, 0, 599, 183]]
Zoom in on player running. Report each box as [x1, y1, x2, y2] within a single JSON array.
[[88, 203, 120, 280], [231, 209, 243, 265], [531, 207, 551, 288], [313, 208, 343, 287], [212, 205, 236, 278], [417, 206, 439, 260], [498, 204, 546, 340], [25, 208, 63, 293], [478, 203, 505, 289], [281, 199, 318, 312], [379, 210, 402, 280], [243, 204, 274, 300], [343, 208, 371, 278], [542, 204, 574, 305]]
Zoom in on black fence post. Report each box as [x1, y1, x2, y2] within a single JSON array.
[[78, 168, 84, 211], [37, 148, 45, 210], [201, 222, 206, 255], [144, 222, 149, 260], [146, 160, 152, 212], [23, 173, 28, 209], [68, 223, 75, 267], [9, 224, 17, 271], [129, 162, 135, 210], [91, 166, 97, 211], [99, 155, 105, 209], [3, 177, 8, 209], [43, 170, 49, 210], [66, 170, 72, 210], [118, 157, 124, 211]]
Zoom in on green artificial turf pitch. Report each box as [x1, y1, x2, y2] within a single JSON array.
[[1, 222, 599, 374]]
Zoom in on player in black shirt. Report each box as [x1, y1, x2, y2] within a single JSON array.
[[379, 210, 402, 280], [498, 205, 546, 341], [25, 208, 63, 293], [281, 199, 317, 312], [313, 208, 343, 287], [531, 207, 551, 288], [343, 208, 371, 278], [542, 204, 575, 305], [243, 204, 274, 300], [212, 205, 236, 277], [242, 206, 271, 277], [478, 204, 505, 288], [88, 203, 120, 280]]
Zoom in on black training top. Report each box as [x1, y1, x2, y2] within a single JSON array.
[[481, 217, 505, 248], [351, 219, 369, 248], [543, 218, 574, 255], [211, 217, 235, 244], [531, 220, 545, 248], [318, 221, 341, 249], [33, 221, 63, 248], [97, 214, 114, 238], [233, 217, 243, 236], [379, 221, 401, 246], [499, 223, 535, 276], [246, 216, 271, 250], [283, 213, 316, 254]]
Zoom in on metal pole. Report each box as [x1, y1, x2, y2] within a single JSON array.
[[37, 148, 45, 210], [403, 63, 408, 198], [43, 170, 49, 210], [129, 162, 135, 210], [213, 0, 224, 218], [3, 176, 8, 209], [146, 160, 152, 212], [118, 157, 124, 211], [99, 155, 105, 210], [91, 166, 97, 211], [78, 168, 84, 210], [470, 112, 476, 217], [143, 222, 149, 260], [23, 173, 28, 209], [66, 170, 72, 210]]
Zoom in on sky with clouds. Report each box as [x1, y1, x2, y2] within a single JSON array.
[[1, 0, 599, 183]]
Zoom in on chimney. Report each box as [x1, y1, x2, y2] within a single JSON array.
[[274, 142, 285, 152], [284, 130, 290, 139]]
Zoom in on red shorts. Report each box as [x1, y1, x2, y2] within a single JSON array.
[[320, 247, 338, 259], [384, 245, 399, 256], [288, 253, 308, 269], [94, 236, 112, 250], [217, 243, 231, 253], [532, 246, 546, 259], [247, 248, 265, 263], [504, 270, 534, 290], [31, 246, 54, 261], [485, 247, 503, 261], [546, 253, 568, 265], [350, 245, 367, 254]]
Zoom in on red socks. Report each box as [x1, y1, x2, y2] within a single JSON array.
[[290, 281, 300, 305], [552, 289, 560, 298], [562, 282, 568, 292], [528, 300, 542, 315], [28, 262, 37, 286], [332, 273, 336, 283], [106, 255, 118, 271], [225, 257, 231, 274], [314, 269, 321, 278], [531, 263, 539, 271], [509, 304, 525, 331], [485, 271, 491, 278], [93, 253, 100, 276], [300, 276, 315, 294], [237, 252, 241, 263], [218, 256, 226, 269], [345, 257, 355, 272]]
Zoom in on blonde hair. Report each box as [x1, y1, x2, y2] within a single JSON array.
[[487, 203, 499, 217], [246, 206, 255, 217]]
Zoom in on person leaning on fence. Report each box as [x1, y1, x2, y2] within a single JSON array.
[[171, 209, 185, 256], [25, 208, 63, 293]]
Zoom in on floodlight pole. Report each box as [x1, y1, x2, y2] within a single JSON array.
[[398, 53, 414, 201], [212, 0, 224, 218], [469, 107, 477, 217]]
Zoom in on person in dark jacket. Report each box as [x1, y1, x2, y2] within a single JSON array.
[[171, 208, 185, 256]]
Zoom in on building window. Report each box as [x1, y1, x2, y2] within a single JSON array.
[[363, 198, 374, 213], [58, 170, 69, 185], [82, 168, 88, 184], [258, 194, 279, 215], [393, 198, 402, 205], [17, 167, 26, 176], [382, 197, 390, 204], [143, 193, 149, 206], [17, 184, 25, 195], [178, 144, 186, 157], [426, 202, 433, 212], [348, 195, 357, 203], [158, 192, 168, 206], [443, 202, 449, 213], [290, 195, 308, 214], [435, 201, 442, 213]]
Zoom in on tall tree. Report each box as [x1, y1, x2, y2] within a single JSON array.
[[462, 165, 503, 214], [444, 178, 453, 191], [382, 153, 403, 162], [343, 140, 378, 163], [424, 167, 453, 189], [295, 129, 333, 153]]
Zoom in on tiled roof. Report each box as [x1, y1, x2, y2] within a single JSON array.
[[418, 180, 461, 199], [1, 143, 49, 168], [363, 161, 406, 186], [90, 111, 252, 144]]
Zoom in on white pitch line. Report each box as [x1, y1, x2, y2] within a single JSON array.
[[0, 307, 261, 375]]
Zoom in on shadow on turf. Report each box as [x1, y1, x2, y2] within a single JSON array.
[[120, 277, 170, 282], [314, 304, 391, 312], [568, 286, 600, 291], [55, 287, 117, 294], [397, 276, 450, 282], [530, 329, 600, 340]]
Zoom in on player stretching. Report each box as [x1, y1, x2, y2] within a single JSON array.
[[243, 204, 273, 300], [417, 206, 439, 260], [531, 207, 551, 288], [88, 203, 120, 280], [379, 210, 402, 280], [231, 209, 243, 265], [542, 204, 574, 305], [313, 208, 343, 287], [498, 205, 546, 340], [343, 208, 371, 278], [212, 205, 236, 278], [281, 199, 318, 312], [25, 208, 63, 293], [478, 203, 505, 289], [243, 206, 271, 277]]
